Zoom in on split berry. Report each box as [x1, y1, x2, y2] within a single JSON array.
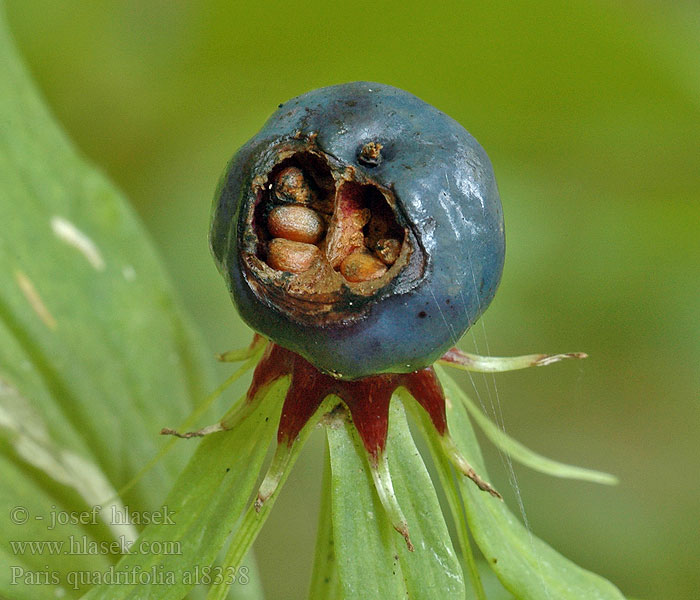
[[210, 81, 505, 381], [164, 83, 590, 554]]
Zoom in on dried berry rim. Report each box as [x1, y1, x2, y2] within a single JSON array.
[[237, 134, 427, 327]]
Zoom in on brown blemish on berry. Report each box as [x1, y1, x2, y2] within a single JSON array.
[[358, 141, 383, 167]]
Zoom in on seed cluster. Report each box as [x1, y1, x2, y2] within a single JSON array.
[[264, 164, 402, 284]]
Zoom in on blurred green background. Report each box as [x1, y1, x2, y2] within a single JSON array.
[[5, 1, 698, 598]]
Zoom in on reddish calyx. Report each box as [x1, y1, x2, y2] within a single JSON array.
[[248, 343, 447, 465], [163, 339, 501, 550], [162, 339, 587, 549]]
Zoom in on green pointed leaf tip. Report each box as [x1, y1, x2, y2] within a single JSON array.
[[431, 367, 626, 600], [454, 374, 618, 485], [440, 347, 588, 373]]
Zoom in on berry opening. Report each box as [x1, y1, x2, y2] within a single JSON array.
[[240, 142, 425, 325], [256, 154, 405, 284]]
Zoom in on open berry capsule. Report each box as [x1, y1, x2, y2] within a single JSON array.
[[210, 82, 505, 380]]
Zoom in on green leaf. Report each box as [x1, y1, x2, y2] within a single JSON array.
[[326, 397, 465, 600], [456, 381, 618, 485], [1, 380, 113, 599], [0, 8, 264, 598], [205, 395, 336, 600], [401, 390, 486, 600], [384, 399, 465, 598], [326, 407, 408, 599], [430, 366, 626, 600], [0, 5, 212, 505], [477, 561, 516, 600], [307, 445, 342, 600], [83, 381, 284, 600]]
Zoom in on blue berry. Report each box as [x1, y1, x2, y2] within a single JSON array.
[[211, 82, 504, 380]]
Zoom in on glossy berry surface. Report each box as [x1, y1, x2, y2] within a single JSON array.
[[210, 82, 505, 380]]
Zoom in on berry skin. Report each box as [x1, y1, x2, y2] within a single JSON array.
[[211, 82, 505, 380]]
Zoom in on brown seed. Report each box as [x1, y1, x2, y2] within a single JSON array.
[[339, 250, 387, 282], [274, 166, 314, 205], [374, 238, 401, 265], [267, 205, 325, 244], [267, 238, 320, 274]]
